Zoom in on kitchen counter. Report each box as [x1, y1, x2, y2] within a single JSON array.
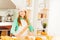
[[0, 22, 12, 26], [0, 22, 12, 36], [0, 35, 52, 40], [0, 22, 12, 30]]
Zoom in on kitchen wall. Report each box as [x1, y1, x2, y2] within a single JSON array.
[[0, 9, 18, 21], [48, 0, 60, 36], [47, 0, 60, 40]]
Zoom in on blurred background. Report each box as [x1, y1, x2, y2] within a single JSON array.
[[0, 0, 49, 36], [1, 0, 60, 40], [2, 0, 60, 40]]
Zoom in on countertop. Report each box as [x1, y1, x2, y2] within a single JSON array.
[[0, 22, 12, 26]]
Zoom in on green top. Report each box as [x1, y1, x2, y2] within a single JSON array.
[[10, 17, 34, 35]]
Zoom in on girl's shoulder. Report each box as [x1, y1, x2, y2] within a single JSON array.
[[13, 18, 18, 23], [13, 18, 18, 26], [14, 18, 18, 21]]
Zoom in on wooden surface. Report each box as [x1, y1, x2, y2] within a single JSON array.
[[0, 25, 12, 36], [0, 25, 12, 30]]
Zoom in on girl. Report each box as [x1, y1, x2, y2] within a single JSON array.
[[10, 9, 34, 37]]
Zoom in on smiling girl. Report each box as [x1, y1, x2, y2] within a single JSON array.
[[10, 9, 34, 37]]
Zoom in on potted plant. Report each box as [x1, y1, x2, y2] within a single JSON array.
[[42, 23, 47, 29]]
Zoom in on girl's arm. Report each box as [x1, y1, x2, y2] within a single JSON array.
[[28, 20, 34, 35], [28, 25, 34, 32], [28, 25, 34, 36], [10, 18, 18, 36]]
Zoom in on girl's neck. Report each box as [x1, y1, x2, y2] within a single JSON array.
[[21, 16, 24, 18], [20, 17, 24, 20]]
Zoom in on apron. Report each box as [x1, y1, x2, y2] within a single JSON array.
[[16, 19, 29, 37]]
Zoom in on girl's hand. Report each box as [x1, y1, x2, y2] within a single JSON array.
[[26, 25, 29, 28], [15, 33, 20, 37], [15, 32, 22, 38], [28, 32, 34, 36], [15, 34, 23, 40]]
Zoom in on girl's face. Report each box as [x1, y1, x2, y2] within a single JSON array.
[[19, 11, 25, 18]]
